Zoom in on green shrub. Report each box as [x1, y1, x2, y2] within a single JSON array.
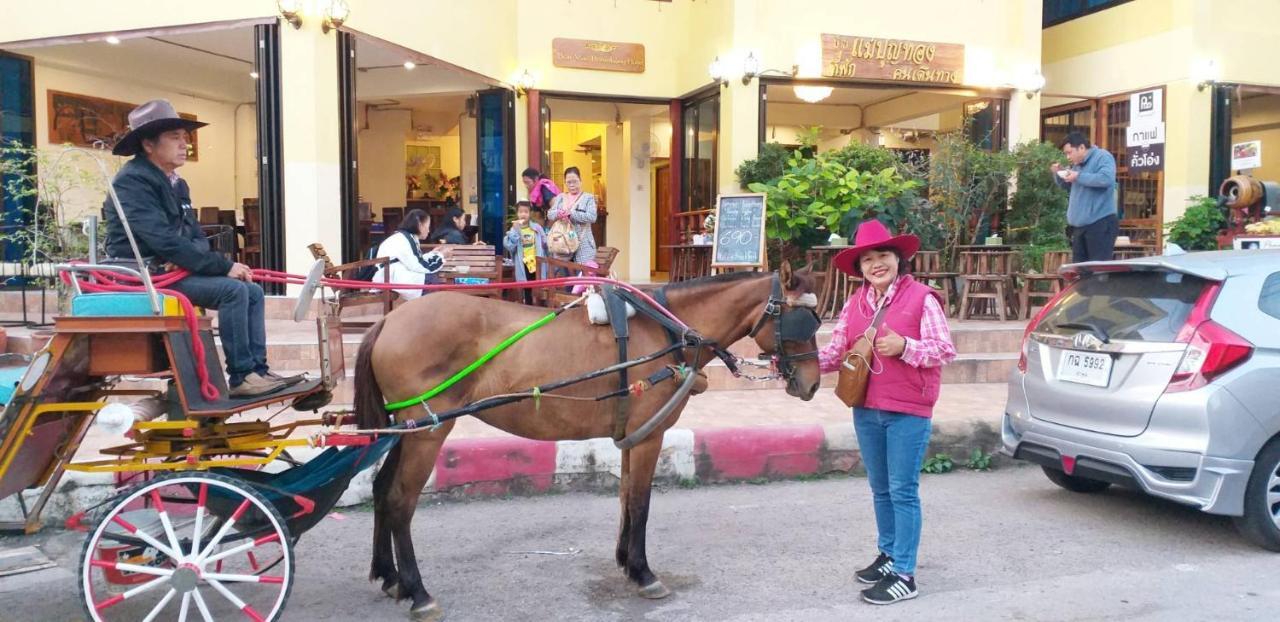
[[1166, 195, 1226, 251]]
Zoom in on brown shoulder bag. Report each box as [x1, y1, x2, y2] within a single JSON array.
[[834, 301, 888, 408]]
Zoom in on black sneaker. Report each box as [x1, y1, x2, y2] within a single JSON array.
[[861, 573, 917, 605], [855, 552, 894, 584]]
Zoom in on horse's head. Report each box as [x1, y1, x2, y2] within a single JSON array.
[[748, 263, 821, 401]]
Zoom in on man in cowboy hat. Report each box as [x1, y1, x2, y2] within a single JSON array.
[[103, 99, 295, 398]]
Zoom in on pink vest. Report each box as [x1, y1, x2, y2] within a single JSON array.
[[844, 276, 942, 418]]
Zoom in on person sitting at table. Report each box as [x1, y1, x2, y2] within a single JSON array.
[[426, 207, 470, 245], [372, 208, 449, 301]]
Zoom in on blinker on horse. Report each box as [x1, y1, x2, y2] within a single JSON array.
[[353, 267, 820, 619]]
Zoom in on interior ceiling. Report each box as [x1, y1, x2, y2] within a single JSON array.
[[13, 28, 258, 103], [353, 33, 497, 99], [544, 98, 668, 124]]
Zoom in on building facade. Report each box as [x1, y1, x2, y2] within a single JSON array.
[[4, 0, 1049, 281]]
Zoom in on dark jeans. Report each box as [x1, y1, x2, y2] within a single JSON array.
[[167, 275, 269, 387], [1070, 215, 1119, 263]]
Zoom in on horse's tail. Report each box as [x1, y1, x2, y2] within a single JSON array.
[[355, 318, 389, 431]]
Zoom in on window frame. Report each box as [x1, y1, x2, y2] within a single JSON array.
[[1043, 0, 1134, 28]]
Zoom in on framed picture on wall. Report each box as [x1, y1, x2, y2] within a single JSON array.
[[405, 144, 443, 199], [47, 90, 199, 160]]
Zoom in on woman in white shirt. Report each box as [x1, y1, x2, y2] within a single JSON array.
[[372, 208, 447, 301]]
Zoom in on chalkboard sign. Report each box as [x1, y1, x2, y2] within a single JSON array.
[[711, 193, 767, 268]]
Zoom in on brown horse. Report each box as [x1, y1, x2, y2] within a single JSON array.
[[353, 268, 821, 620]]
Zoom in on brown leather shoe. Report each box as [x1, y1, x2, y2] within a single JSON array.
[[262, 371, 306, 386], [229, 372, 286, 398]]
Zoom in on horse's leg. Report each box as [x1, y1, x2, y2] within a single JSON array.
[[623, 435, 672, 599], [615, 448, 632, 571], [386, 421, 455, 621], [370, 442, 403, 598]]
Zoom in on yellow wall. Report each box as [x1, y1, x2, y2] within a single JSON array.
[[33, 63, 242, 222]]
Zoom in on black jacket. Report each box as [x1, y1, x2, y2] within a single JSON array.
[[103, 156, 232, 276], [427, 224, 469, 245]]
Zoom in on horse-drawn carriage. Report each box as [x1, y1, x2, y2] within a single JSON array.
[[0, 152, 824, 621]]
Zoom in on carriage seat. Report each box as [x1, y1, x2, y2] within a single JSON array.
[[71, 292, 184, 317]]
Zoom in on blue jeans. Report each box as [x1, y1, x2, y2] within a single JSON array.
[[168, 275, 269, 387], [853, 407, 932, 576]]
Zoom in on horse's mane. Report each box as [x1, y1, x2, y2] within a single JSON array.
[[664, 268, 815, 294]]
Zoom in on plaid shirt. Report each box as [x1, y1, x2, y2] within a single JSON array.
[[818, 276, 957, 373]]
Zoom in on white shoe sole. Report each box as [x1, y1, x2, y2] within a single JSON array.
[[862, 590, 918, 605], [855, 574, 885, 585]]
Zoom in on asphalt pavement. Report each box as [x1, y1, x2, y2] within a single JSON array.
[[4, 465, 1277, 621]]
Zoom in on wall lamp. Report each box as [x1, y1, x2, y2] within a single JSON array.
[[322, 0, 350, 34], [277, 0, 303, 29], [514, 69, 536, 98], [1020, 71, 1046, 99], [709, 52, 798, 87], [1193, 59, 1220, 91]]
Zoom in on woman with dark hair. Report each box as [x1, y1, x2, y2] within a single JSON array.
[[372, 208, 447, 301], [521, 167, 561, 211], [426, 207, 470, 245], [546, 166, 598, 265], [817, 220, 956, 606]]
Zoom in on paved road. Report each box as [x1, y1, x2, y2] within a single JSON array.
[[5, 465, 1278, 621]]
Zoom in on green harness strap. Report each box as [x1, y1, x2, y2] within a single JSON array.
[[384, 310, 560, 412]]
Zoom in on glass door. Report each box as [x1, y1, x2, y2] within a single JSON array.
[[0, 52, 34, 263], [476, 89, 514, 252]]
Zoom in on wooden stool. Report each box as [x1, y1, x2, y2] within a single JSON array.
[[1018, 250, 1070, 319], [911, 250, 958, 316], [958, 250, 1017, 321]]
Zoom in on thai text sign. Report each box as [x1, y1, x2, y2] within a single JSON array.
[[712, 194, 767, 268], [552, 38, 645, 73], [1128, 143, 1164, 173], [821, 34, 964, 85]]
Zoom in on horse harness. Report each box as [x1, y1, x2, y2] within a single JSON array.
[[603, 274, 821, 442]]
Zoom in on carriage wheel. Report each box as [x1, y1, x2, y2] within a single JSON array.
[[78, 472, 294, 621]]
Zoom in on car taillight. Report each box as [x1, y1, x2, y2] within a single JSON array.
[[1165, 283, 1253, 393], [1017, 286, 1072, 373]]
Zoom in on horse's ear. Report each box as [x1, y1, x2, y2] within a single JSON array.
[[780, 260, 794, 288]]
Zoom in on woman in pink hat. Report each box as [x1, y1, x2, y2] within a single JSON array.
[[817, 219, 957, 605]]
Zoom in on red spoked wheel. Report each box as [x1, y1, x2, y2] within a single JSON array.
[[79, 472, 294, 621]]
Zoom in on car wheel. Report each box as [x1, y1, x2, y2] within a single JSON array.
[[1233, 439, 1280, 552], [1041, 465, 1112, 493]]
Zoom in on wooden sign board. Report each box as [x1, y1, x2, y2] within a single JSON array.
[[711, 193, 767, 268], [552, 38, 645, 73], [47, 90, 199, 160], [821, 34, 964, 86]]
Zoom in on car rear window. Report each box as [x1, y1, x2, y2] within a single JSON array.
[[1262, 272, 1280, 321], [1036, 271, 1209, 342]]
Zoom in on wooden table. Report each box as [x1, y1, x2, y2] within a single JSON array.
[[661, 244, 712, 282]]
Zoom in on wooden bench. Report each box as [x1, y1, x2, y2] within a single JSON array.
[[307, 242, 393, 330], [421, 244, 503, 299]]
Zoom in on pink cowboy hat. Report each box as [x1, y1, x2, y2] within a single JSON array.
[[831, 220, 920, 277]]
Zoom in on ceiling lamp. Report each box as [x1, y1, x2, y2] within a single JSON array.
[[794, 85, 833, 103]]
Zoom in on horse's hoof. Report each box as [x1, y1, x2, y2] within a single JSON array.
[[409, 599, 445, 622], [639, 580, 671, 600]]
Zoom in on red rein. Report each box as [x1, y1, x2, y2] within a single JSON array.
[[60, 266, 688, 404]]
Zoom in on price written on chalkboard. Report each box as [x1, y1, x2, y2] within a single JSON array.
[[712, 193, 767, 267]]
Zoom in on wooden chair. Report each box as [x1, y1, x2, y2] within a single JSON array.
[[420, 244, 503, 299], [382, 207, 405, 237], [594, 246, 621, 273], [198, 207, 220, 225], [534, 255, 611, 307], [1018, 250, 1070, 319], [958, 250, 1018, 321], [911, 250, 958, 316], [307, 242, 393, 331], [241, 200, 262, 267], [818, 267, 864, 320]]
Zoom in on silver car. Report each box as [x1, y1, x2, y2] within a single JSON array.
[[1003, 249, 1280, 550]]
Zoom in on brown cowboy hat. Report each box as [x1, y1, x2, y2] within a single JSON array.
[[111, 99, 207, 157], [831, 219, 921, 276]]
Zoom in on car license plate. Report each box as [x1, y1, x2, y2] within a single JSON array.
[[1057, 350, 1113, 387]]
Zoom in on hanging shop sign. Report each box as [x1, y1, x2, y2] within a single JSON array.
[[1129, 89, 1162, 125], [1232, 140, 1262, 170], [1128, 143, 1164, 173], [1126, 121, 1165, 148], [820, 34, 964, 85], [552, 38, 645, 73]]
